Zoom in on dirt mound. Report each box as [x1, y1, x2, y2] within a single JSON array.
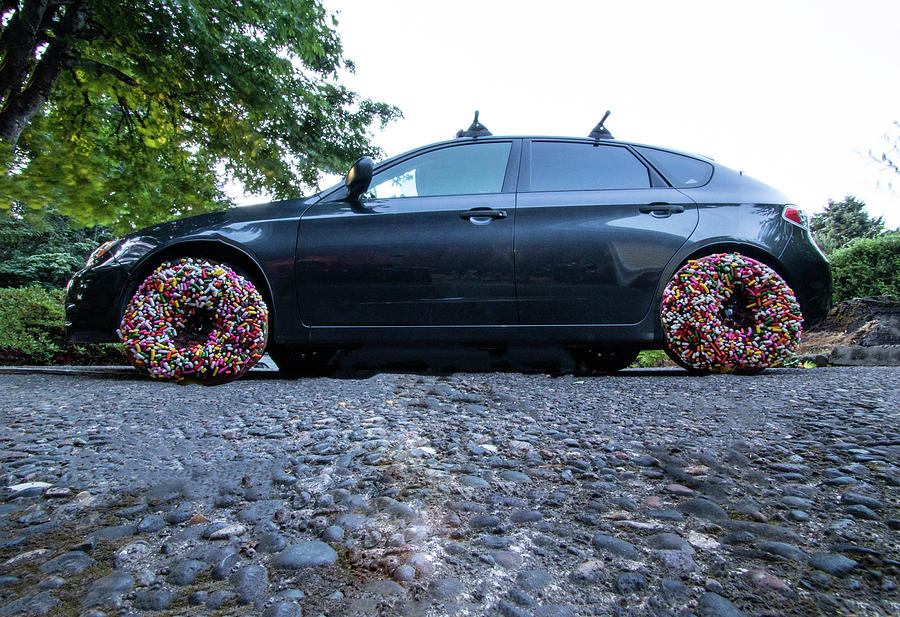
[[800, 296, 900, 365]]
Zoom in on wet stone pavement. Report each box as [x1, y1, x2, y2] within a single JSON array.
[[0, 366, 898, 617]]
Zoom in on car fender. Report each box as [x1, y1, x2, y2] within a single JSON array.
[[116, 236, 278, 335]]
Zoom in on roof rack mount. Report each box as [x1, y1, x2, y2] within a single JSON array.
[[588, 110, 614, 140], [456, 111, 492, 138]]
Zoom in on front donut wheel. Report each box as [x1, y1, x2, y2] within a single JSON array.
[[660, 252, 802, 374], [118, 258, 269, 385]]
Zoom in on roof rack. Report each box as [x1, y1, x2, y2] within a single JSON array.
[[588, 110, 614, 140], [456, 111, 492, 138]]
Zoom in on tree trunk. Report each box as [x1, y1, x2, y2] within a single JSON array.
[[0, 0, 89, 146]]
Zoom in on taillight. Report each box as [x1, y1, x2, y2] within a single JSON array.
[[782, 205, 808, 228], [784, 205, 828, 261]]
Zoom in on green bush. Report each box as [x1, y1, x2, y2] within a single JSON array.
[[0, 212, 112, 289], [830, 233, 900, 302], [0, 286, 126, 365]]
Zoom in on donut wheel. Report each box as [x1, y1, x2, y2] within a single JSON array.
[[661, 253, 803, 374], [118, 258, 269, 385]]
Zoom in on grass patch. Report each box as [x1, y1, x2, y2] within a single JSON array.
[[629, 349, 671, 368]]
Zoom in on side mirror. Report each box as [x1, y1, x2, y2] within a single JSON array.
[[345, 156, 374, 201]]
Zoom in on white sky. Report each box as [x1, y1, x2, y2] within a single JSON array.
[[266, 0, 900, 227]]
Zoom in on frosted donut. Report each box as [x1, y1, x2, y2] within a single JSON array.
[[661, 253, 802, 373], [118, 258, 268, 384]]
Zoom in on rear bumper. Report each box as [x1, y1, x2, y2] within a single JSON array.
[[779, 229, 832, 328], [65, 264, 129, 343]]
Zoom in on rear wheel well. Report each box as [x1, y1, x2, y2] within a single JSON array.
[[677, 244, 820, 330], [654, 243, 792, 338], [681, 243, 788, 281], [120, 242, 276, 336]]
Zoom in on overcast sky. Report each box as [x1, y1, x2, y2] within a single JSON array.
[[304, 0, 900, 227]]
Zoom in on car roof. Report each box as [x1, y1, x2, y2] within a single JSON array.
[[388, 135, 714, 163], [311, 136, 716, 202]]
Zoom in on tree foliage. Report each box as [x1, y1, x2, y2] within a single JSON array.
[[809, 196, 884, 256], [0, 0, 400, 232], [870, 120, 899, 190], [829, 232, 900, 302], [0, 209, 112, 288]]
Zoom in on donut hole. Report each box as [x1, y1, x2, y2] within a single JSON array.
[[719, 286, 756, 331], [171, 305, 218, 349]]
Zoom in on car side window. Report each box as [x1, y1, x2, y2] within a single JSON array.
[[634, 146, 713, 188], [366, 142, 512, 199], [528, 142, 651, 191]]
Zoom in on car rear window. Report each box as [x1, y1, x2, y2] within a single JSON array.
[[634, 147, 713, 188], [528, 142, 651, 192]]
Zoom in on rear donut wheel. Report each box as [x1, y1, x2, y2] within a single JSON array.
[[662, 345, 710, 375], [570, 347, 640, 375], [118, 258, 269, 385], [660, 252, 802, 374]]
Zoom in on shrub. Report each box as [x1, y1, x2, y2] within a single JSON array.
[[0, 212, 112, 289], [829, 233, 900, 302], [0, 286, 126, 365]]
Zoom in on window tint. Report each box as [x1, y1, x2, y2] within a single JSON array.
[[635, 147, 713, 188], [366, 142, 511, 199], [529, 142, 650, 191]]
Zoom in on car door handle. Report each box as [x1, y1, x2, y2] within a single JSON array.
[[639, 203, 684, 216], [459, 208, 508, 220]]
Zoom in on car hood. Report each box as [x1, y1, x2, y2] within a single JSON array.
[[121, 198, 309, 243], [108, 198, 311, 267]]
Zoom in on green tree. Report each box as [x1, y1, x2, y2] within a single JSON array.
[[809, 196, 884, 256], [870, 120, 899, 189], [1, 0, 400, 232]]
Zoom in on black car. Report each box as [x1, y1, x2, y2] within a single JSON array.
[[66, 115, 831, 381]]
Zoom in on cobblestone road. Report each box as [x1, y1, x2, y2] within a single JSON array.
[[1, 366, 898, 616]]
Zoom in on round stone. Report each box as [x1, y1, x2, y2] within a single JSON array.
[[205, 523, 247, 540], [460, 475, 490, 488], [808, 553, 858, 577], [698, 592, 746, 617], [137, 514, 166, 534], [263, 600, 303, 617], [500, 470, 531, 484], [616, 572, 648, 595], [39, 551, 96, 575], [133, 589, 174, 611], [592, 534, 639, 560], [167, 559, 208, 586], [321, 525, 344, 542], [274, 541, 339, 568], [230, 565, 269, 607], [676, 498, 727, 520], [394, 564, 415, 581]]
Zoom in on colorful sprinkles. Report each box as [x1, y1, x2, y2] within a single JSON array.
[[661, 253, 802, 373], [118, 258, 268, 385]]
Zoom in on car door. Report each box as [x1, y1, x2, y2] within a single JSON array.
[[297, 140, 520, 326], [515, 140, 699, 324]]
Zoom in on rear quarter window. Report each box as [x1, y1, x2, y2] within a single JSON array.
[[529, 142, 651, 191], [635, 147, 713, 188]]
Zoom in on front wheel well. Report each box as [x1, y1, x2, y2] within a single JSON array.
[[120, 241, 276, 335]]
